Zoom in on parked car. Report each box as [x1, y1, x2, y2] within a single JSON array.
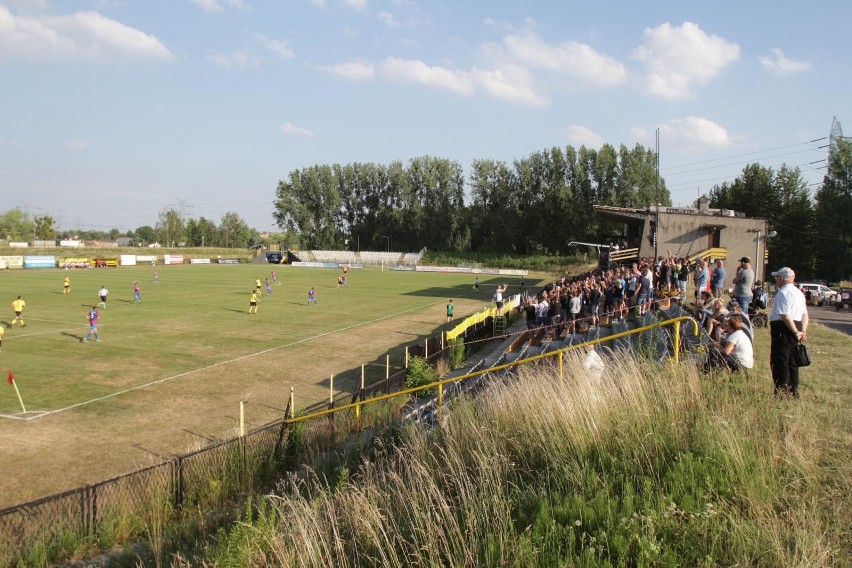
[[809, 278, 840, 287], [796, 282, 837, 306], [265, 251, 283, 264]]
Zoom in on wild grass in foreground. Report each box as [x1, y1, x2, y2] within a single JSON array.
[[187, 325, 850, 567]]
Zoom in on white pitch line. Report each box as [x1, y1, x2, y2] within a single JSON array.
[[3, 325, 92, 340], [26, 317, 91, 325], [22, 295, 462, 421]]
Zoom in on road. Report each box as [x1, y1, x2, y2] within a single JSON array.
[[807, 303, 852, 336]]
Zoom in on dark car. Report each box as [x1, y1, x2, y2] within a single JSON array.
[[265, 251, 283, 264]]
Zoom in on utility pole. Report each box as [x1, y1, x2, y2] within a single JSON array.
[[654, 128, 660, 261]]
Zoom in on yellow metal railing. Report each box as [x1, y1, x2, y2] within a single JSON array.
[[446, 295, 520, 341], [609, 247, 640, 262], [689, 248, 727, 262], [284, 316, 698, 429]]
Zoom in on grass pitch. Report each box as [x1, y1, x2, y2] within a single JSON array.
[[0, 263, 532, 505]]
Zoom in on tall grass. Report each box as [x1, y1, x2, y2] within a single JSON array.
[[195, 336, 849, 567]]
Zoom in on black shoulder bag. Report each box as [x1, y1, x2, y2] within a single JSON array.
[[793, 342, 811, 367]]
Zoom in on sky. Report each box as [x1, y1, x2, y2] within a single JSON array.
[[1, 0, 850, 234]]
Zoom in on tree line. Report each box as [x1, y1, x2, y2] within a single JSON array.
[[0, 209, 263, 249], [274, 144, 668, 255], [274, 140, 850, 281], [709, 137, 852, 281]]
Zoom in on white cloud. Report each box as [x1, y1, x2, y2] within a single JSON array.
[[343, 0, 367, 10], [759, 48, 810, 76], [502, 32, 628, 87], [3, 0, 49, 14], [225, 0, 251, 9], [256, 34, 294, 59], [206, 49, 256, 68], [65, 139, 88, 150], [320, 59, 375, 80], [0, 5, 173, 62], [190, 0, 223, 13], [377, 11, 399, 28], [470, 64, 548, 106], [659, 116, 730, 151], [564, 125, 606, 148], [280, 122, 315, 138], [632, 21, 739, 99], [379, 57, 474, 95]]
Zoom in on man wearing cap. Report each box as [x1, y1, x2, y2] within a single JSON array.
[[769, 267, 808, 397], [732, 256, 755, 313]]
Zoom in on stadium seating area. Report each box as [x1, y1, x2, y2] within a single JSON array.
[[290, 248, 427, 267]]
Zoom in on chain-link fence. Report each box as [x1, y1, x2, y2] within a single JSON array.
[[0, 331, 465, 566]]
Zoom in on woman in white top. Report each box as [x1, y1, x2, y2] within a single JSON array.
[[721, 316, 754, 370]]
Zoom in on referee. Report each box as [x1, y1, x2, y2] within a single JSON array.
[[768, 267, 809, 397]]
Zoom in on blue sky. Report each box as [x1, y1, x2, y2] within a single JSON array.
[[1, 0, 849, 233]]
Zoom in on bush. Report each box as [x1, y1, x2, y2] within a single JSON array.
[[405, 356, 439, 397], [448, 337, 465, 370]]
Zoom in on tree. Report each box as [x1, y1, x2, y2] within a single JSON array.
[[135, 225, 156, 245], [34, 215, 57, 240], [274, 165, 341, 249], [219, 212, 252, 249], [770, 165, 813, 277], [0, 208, 33, 242], [813, 138, 852, 280], [156, 209, 184, 247]]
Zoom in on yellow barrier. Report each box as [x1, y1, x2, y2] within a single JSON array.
[[446, 295, 520, 341], [609, 247, 640, 262], [689, 248, 727, 262], [286, 316, 698, 428]]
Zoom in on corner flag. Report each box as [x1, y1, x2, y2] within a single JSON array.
[[8, 370, 27, 414]]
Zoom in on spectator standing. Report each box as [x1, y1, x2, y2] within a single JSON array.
[[768, 267, 808, 397], [694, 259, 709, 300], [98, 285, 109, 309], [732, 256, 755, 312], [677, 258, 690, 295], [711, 260, 727, 299], [568, 290, 582, 334]]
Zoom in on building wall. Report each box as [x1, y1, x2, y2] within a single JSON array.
[[657, 212, 768, 287]]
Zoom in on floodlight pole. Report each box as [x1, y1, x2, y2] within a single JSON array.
[[654, 127, 660, 262]]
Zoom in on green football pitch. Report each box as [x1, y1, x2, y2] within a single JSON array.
[[0, 264, 518, 417]]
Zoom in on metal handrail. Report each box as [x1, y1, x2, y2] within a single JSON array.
[[285, 316, 699, 428]]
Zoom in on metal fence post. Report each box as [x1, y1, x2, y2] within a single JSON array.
[[674, 321, 681, 364]]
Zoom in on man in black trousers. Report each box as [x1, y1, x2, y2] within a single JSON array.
[[768, 267, 809, 397]]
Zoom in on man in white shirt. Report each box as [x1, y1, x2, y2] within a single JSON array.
[[768, 267, 809, 397]]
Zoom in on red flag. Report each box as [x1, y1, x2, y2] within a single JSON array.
[[7, 370, 13, 385]]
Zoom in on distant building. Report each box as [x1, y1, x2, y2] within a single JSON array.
[[594, 197, 770, 286], [115, 237, 133, 247]]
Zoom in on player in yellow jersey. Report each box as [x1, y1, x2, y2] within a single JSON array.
[[11, 296, 26, 327], [249, 290, 260, 314], [63, 276, 71, 295]]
